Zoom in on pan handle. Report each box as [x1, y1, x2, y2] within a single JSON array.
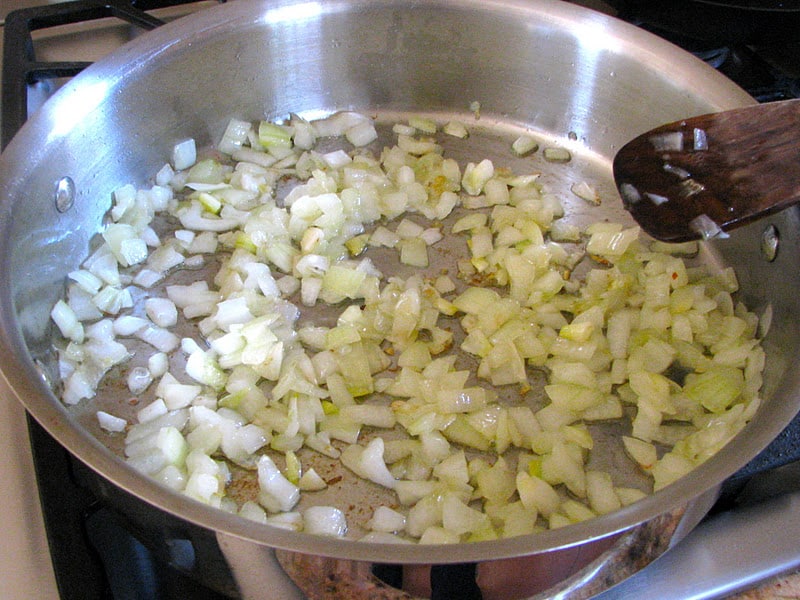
[[215, 532, 307, 600], [214, 498, 704, 600], [273, 550, 420, 600]]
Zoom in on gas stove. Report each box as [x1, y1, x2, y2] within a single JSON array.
[[3, 1, 800, 599]]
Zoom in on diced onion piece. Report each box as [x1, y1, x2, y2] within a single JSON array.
[[585, 224, 640, 258], [51, 299, 84, 343], [623, 436, 657, 471], [340, 438, 397, 489], [218, 118, 252, 155], [298, 468, 327, 491], [127, 366, 153, 395], [619, 182, 642, 206], [469, 100, 481, 118], [690, 214, 729, 240], [303, 506, 347, 537], [322, 149, 352, 169], [368, 506, 407, 533], [649, 131, 683, 152], [97, 410, 127, 433], [346, 120, 378, 147], [145, 297, 178, 328], [462, 159, 494, 195], [645, 193, 669, 206], [257, 455, 300, 512], [443, 121, 469, 139], [172, 138, 197, 170], [137, 399, 169, 424], [258, 121, 293, 151], [693, 127, 708, 151], [543, 147, 571, 163], [399, 238, 429, 267], [511, 135, 538, 156], [570, 181, 600, 205]]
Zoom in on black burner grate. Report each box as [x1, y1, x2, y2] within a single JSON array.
[[1, 0, 209, 148]]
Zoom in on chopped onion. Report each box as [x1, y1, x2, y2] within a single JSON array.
[[51, 299, 84, 343], [511, 134, 538, 156], [443, 121, 469, 139], [543, 147, 571, 163], [218, 118, 252, 155], [137, 398, 169, 424], [145, 297, 178, 328], [127, 366, 153, 395], [172, 138, 197, 171], [51, 111, 765, 547], [649, 131, 683, 152], [693, 127, 708, 151], [303, 506, 347, 537], [690, 214, 729, 240], [97, 410, 127, 433], [645, 192, 669, 206], [570, 181, 600, 205], [663, 163, 691, 180]]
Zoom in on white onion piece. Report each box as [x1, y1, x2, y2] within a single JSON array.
[[172, 138, 197, 171], [125, 409, 189, 444], [137, 398, 168, 424], [297, 468, 327, 491], [340, 438, 397, 489], [156, 163, 175, 186], [312, 111, 370, 138], [322, 149, 352, 169], [113, 315, 148, 336], [368, 506, 407, 533], [663, 163, 691, 180], [619, 182, 642, 205], [51, 299, 84, 343], [127, 366, 153, 395], [649, 131, 683, 152], [133, 269, 163, 289], [136, 325, 180, 353], [303, 506, 347, 537], [360, 532, 414, 544], [267, 512, 303, 531], [97, 410, 127, 433], [239, 501, 268, 524], [645, 193, 669, 206], [345, 120, 378, 147], [690, 214, 729, 240], [443, 120, 469, 139], [693, 127, 708, 151], [148, 352, 169, 378], [257, 455, 300, 512], [571, 181, 600, 205], [218, 118, 252, 154], [511, 134, 538, 156], [145, 297, 178, 328], [139, 226, 161, 248], [68, 269, 103, 294]]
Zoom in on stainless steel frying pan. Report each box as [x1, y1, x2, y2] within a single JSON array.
[[1, 0, 799, 597]]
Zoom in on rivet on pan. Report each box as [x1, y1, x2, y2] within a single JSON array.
[[54, 176, 76, 213], [760, 224, 779, 262]]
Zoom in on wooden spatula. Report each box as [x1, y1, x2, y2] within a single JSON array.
[[612, 98, 800, 242]]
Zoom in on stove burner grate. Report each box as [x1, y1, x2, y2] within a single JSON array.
[[1, 0, 219, 149]]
